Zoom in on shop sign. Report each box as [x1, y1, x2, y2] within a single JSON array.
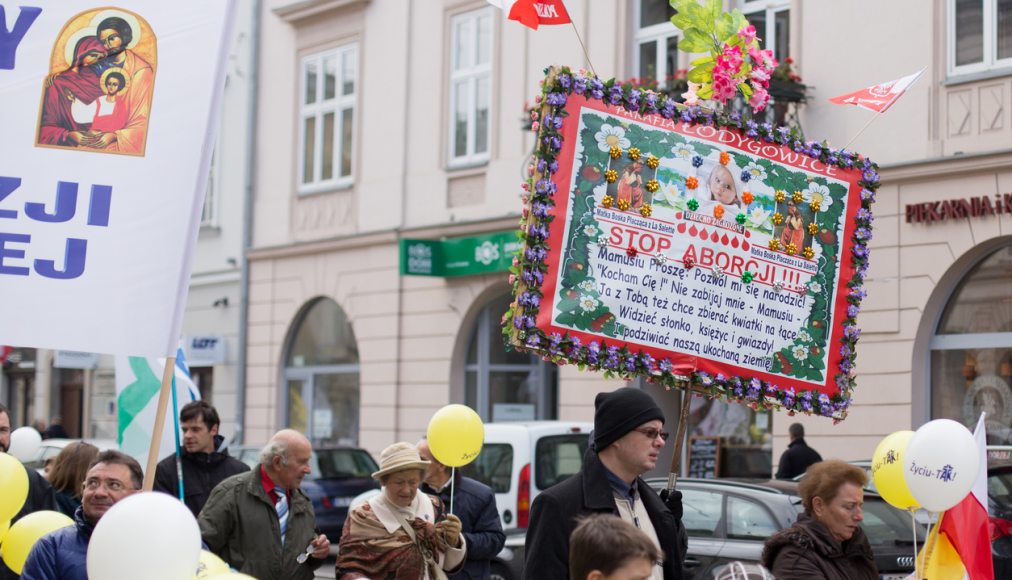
[[400, 231, 520, 277], [54, 350, 99, 369], [185, 335, 227, 366], [905, 193, 1012, 224]]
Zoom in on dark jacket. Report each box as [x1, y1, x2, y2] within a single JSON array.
[[761, 513, 878, 580], [199, 466, 323, 580], [53, 488, 80, 517], [0, 468, 58, 580], [420, 474, 506, 579], [20, 506, 93, 580], [775, 438, 822, 479], [522, 452, 687, 580], [153, 435, 250, 517]]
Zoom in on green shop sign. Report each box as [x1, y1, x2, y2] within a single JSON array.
[[400, 231, 520, 277]]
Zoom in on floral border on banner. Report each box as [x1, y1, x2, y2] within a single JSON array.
[[504, 66, 879, 422]]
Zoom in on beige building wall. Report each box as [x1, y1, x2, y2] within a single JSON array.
[[248, 0, 1012, 464]]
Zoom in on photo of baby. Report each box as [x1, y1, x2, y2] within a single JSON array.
[[706, 163, 741, 208]]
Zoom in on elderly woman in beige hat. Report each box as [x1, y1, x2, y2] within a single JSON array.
[[336, 442, 466, 579]]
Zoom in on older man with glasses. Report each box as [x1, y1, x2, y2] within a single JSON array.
[[523, 388, 688, 580], [21, 450, 143, 580]]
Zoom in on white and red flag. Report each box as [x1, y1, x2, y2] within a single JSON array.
[[829, 68, 925, 113], [486, 0, 571, 30]]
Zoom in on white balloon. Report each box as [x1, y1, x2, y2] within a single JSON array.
[[903, 419, 980, 513], [7, 428, 42, 462], [87, 492, 201, 580]]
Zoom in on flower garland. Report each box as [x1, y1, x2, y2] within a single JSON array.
[[504, 64, 878, 422]]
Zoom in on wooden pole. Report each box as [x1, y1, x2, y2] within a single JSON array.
[[142, 356, 176, 491], [666, 385, 693, 492]]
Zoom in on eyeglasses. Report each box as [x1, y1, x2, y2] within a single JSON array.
[[83, 478, 132, 492], [633, 427, 670, 441]]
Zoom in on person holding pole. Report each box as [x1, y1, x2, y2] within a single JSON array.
[[522, 388, 687, 580], [417, 438, 504, 579], [198, 429, 330, 580], [153, 401, 248, 517]]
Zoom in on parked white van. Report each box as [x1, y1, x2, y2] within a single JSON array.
[[459, 421, 593, 531]]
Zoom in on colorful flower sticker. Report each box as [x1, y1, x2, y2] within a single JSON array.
[[743, 161, 767, 182], [595, 123, 631, 152]]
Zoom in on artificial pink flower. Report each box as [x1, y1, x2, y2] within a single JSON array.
[[716, 44, 744, 74], [681, 81, 702, 106], [711, 70, 737, 103], [749, 85, 770, 112], [750, 67, 770, 85], [738, 25, 757, 45]]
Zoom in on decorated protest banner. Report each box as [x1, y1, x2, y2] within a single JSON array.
[[0, 1, 235, 358], [505, 66, 879, 421]]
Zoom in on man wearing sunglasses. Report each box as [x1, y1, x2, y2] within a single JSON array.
[[21, 450, 142, 580], [523, 387, 688, 580]]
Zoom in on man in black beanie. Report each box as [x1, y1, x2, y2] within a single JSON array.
[[522, 388, 687, 580]]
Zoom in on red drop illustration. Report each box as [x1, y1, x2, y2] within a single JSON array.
[[677, 223, 687, 234], [711, 231, 719, 242], [676, 212, 683, 219], [742, 240, 750, 251], [744, 230, 751, 238], [731, 237, 739, 248], [688, 225, 698, 237], [721, 233, 730, 246]]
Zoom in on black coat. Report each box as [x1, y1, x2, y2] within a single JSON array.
[[521, 452, 687, 580], [421, 474, 506, 580], [775, 438, 822, 479], [153, 435, 250, 517], [0, 467, 57, 580]]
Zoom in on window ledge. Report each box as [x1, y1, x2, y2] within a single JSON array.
[[274, 0, 369, 24], [446, 159, 490, 174], [944, 66, 1012, 87], [297, 180, 355, 198], [198, 224, 221, 237]]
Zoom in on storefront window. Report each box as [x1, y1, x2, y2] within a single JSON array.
[[283, 298, 360, 445], [930, 243, 1012, 444], [465, 293, 558, 421], [688, 397, 773, 477]]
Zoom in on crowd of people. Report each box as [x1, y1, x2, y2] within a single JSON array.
[[0, 388, 883, 580]]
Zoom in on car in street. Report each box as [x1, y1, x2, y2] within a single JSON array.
[[643, 477, 921, 580], [21, 437, 119, 475], [457, 420, 592, 531], [233, 444, 379, 542], [986, 447, 1012, 578]]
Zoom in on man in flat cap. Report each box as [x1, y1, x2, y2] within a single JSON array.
[[522, 387, 687, 580]]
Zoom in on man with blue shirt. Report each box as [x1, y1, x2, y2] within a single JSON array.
[[523, 388, 688, 580]]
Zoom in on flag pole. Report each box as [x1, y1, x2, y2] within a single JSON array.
[[568, 21, 596, 78], [143, 356, 176, 491], [170, 366, 185, 501], [842, 112, 881, 150]]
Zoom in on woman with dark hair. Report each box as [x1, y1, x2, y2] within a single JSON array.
[[47, 441, 100, 517], [761, 459, 878, 579], [37, 36, 107, 146]]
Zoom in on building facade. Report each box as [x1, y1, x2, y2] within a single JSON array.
[[244, 0, 1012, 475]]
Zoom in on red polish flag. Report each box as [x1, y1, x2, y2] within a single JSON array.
[[487, 0, 571, 30], [828, 68, 925, 113]]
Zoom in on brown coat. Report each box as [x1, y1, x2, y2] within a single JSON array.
[[761, 514, 878, 580]]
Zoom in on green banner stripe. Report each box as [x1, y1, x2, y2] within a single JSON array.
[[117, 356, 161, 444]]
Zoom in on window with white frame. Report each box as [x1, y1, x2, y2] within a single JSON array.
[[948, 0, 1012, 76], [449, 7, 492, 166], [299, 44, 356, 193], [635, 0, 679, 88], [741, 1, 791, 61]]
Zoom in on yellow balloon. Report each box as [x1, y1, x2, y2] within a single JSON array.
[[0, 519, 9, 544], [872, 430, 920, 511], [0, 453, 29, 522], [426, 404, 484, 467], [193, 550, 231, 578], [1, 510, 74, 574]]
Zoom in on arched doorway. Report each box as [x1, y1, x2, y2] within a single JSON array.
[[282, 298, 360, 445], [463, 292, 558, 421], [928, 241, 1012, 444]]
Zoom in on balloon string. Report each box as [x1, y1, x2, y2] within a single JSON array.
[[909, 509, 919, 580], [450, 467, 455, 515], [918, 511, 936, 580]]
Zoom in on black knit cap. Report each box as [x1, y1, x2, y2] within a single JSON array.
[[593, 388, 665, 451]]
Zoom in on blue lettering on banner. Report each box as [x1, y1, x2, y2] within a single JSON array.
[[0, 176, 113, 279], [0, 5, 42, 70]]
